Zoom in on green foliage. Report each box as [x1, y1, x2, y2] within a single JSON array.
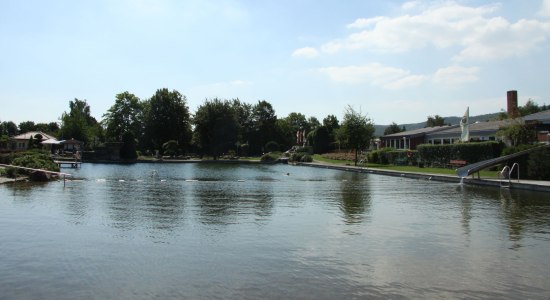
[[7, 151, 59, 181], [310, 126, 331, 154], [528, 147, 550, 180], [383, 122, 404, 135], [289, 152, 312, 162], [417, 142, 503, 166], [162, 140, 179, 157], [265, 141, 279, 152], [496, 122, 536, 146], [341, 106, 375, 165], [1, 121, 18, 136], [119, 132, 138, 160], [367, 148, 395, 165], [102, 91, 144, 143], [249, 100, 278, 155], [426, 115, 447, 127], [193, 98, 239, 159], [143, 88, 192, 154], [260, 152, 280, 163], [59, 98, 104, 148]]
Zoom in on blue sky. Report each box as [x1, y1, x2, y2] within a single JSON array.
[[1, 0, 550, 126]]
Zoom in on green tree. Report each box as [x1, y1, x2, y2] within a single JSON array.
[[35, 122, 59, 136], [18, 121, 36, 133], [193, 98, 239, 159], [1, 121, 18, 136], [307, 117, 321, 132], [59, 98, 103, 147], [519, 99, 542, 116], [120, 131, 138, 160], [426, 115, 447, 127], [323, 114, 340, 151], [310, 126, 331, 154], [230, 99, 254, 153], [384, 122, 404, 135], [249, 100, 277, 154], [142, 88, 192, 154], [286, 112, 308, 135], [497, 121, 536, 146], [103, 91, 144, 142], [341, 106, 375, 166]]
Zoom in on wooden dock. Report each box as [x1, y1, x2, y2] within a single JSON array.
[[54, 160, 81, 168]]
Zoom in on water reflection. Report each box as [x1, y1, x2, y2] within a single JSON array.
[[337, 172, 371, 225], [2, 164, 550, 299]]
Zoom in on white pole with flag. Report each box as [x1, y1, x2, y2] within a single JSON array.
[[460, 107, 470, 142]]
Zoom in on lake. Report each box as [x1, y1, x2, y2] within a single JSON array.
[[1, 163, 549, 299]]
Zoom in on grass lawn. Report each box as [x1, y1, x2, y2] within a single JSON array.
[[312, 154, 499, 178]]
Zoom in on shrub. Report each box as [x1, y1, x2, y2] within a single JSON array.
[[289, 152, 313, 162], [528, 147, 550, 180], [367, 148, 394, 164], [260, 152, 280, 163], [7, 151, 59, 181]]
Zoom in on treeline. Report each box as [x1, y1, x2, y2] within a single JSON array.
[[1, 88, 375, 159]]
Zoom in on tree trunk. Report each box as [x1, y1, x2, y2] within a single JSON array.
[[354, 148, 358, 166]]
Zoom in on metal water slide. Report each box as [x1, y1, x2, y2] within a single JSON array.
[[456, 144, 550, 178]]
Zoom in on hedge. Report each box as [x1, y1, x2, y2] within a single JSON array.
[[417, 142, 503, 166]]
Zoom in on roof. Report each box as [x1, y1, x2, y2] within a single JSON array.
[[61, 138, 83, 144], [426, 119, 512, 138], [11, 131, 56, 141], [523, 109, 550, 123], [381, 125, 459, 139], [41, 138, 61, 145]]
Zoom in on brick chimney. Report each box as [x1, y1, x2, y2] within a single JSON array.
[[507, 90, 519, 118]]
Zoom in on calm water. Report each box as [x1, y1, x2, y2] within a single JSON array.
[[1, 163, 550, 299]]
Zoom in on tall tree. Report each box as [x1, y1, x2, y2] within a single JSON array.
[[230, 99, 254, 150], [193, 98, 239, 159], [426, 115, 446, 127], [341, 106, 375, 166], [142, 88, 192, 154], [59, 98, 103, 147], [102, 91, 144, 143], [249, 100, 277, 154], [310, 126, 331, 154]]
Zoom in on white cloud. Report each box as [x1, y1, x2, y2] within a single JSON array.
[[317, 2, 550, 61], [318, 63, 427, 89], [540, 0, 550, 17], [291, 47, 319, 58], [433, 65, 479, 85]]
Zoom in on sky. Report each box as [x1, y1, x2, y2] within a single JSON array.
[[1, 0, 550, 126]]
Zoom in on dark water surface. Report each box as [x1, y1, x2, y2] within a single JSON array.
[[1, 163, 549, 299]]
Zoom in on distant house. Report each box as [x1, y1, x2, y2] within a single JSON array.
[[523, 109, 550, 144], [10, 131, 57, 151], [61, 138, 83, 152], [380, 125, 458, 150], [425, 119, 511, 144]]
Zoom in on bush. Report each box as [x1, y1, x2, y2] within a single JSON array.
[[367, 148, 395, 164], [7, 151, 59, 181], [289, 152, 313, 162], [260, 152, 280, 163], [528, 147, 550, 180]]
